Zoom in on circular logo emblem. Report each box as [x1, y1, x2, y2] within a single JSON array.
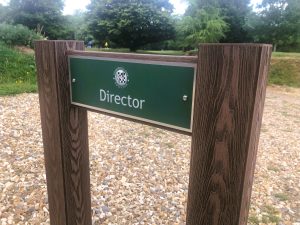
[[113, 67, 129, 88]]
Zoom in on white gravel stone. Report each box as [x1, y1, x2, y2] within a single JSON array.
[[0, 86, 299, 224]]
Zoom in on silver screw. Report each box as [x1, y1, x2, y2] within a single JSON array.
[[72, 78, 76, 83], [183, 95, 188, 101]]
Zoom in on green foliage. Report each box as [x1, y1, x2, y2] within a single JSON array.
[[0, 23, 44, 47], [0, 82, 36, 95], [8, 0, 69, 39], [277, 44, 300, 52], [65, 11, 93, 44], [177, 7, 228, 49], [0, 4, 8, 22], [218, 0, 251, 39], [86, 0, 175, 51], [185, 0, 251, 43], [0, 43, 37, 95], [247, 0, 300, 50]]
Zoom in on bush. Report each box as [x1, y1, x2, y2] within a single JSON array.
[[0, 23, 44, 48]]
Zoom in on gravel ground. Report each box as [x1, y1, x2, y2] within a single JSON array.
[[0, 86, 299, 225]]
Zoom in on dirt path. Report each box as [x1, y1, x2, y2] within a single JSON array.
[[0, 86, 299, 225]]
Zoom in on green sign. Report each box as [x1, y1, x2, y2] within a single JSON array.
[[69, 55, 196, 132]]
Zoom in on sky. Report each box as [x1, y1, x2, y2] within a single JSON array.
[[0, 0, 262, 15]]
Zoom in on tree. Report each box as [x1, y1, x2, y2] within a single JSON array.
[[248, 0, 300, 51], [0, 4, 8, 22], [8, 0, 68, 39], [177, 7, 228, 49], [65, 11, 93, 44], [185, 0, 251, 43], [219, 0, 251, 42], [86, 0, 175, 51]]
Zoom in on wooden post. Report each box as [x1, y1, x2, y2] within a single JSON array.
[[35, 41, 91, 225], [186, 44, 272, 225]]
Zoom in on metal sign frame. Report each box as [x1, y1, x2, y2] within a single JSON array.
[[68, 54, 197, 133]]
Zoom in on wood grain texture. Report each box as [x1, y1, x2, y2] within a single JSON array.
[[35, 41, 91, 225], [35, 41, 67, 225], [186, 44, 272, 225], [67, 50, 198, 63], [238, 45, 272, 225]]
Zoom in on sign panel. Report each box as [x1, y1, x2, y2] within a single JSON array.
[[69, 55, 196, 132]]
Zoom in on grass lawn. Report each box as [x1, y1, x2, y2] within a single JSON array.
[[0, 43, 37, 95], [270, 52, 300, 87], [0, 45, 299, 96], [272, 52, 300, 58], [87, 47, 188, 55], [137, 50, 187, 55]]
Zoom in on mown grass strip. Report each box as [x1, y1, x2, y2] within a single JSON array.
[[0, 83, 37, 96]]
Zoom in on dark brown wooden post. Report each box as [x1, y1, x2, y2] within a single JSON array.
[[35, 41, 91, 225], [186, 44, 272, 225]]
